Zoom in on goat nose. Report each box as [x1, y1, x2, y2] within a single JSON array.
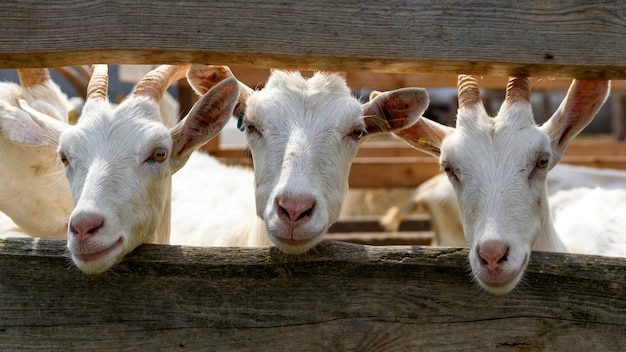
[[70, 212, 105, 239], [477, 240, 509, 272], [276, 195, 316, 224]]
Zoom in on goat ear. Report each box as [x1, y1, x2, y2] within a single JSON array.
[[540, 80, 610, 165], [394, 117, 454, 158], [170, 77, 239, 171], [186, 65, 253, 120], [362, 87, 429, 136], [0, 99, 67, 146]]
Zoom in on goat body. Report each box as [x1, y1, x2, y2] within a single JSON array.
[[170, 151, 270, 247], [0, 69, 74, 238]]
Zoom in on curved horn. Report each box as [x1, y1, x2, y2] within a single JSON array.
[[51, 67, 90, 101], [457, 74, 481, 108], [86, 64, 109, 101], [18, 68, 51, 88], [133, 65, 189, 101], [504, 76, 531, 104]]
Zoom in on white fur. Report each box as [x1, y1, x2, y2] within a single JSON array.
[[169, 151, 270, 247], [551, 187, 626, 257], [236, 71, 429, 254], [383, 164, 626, 248], [32, 65, 240, 274], [394, 78, 619, 295], [0, 72, 74, 238]]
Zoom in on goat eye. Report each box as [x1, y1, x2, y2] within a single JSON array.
[[536, 157, 549, 169], [150, 148, 168, 163], [349, 128, 365, 140], [444, 165, 455, 176], [59, 152, 69, 166], [246, 123, 258, 134]]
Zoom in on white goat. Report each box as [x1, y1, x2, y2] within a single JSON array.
[[0, 68, 74, 238], [188, 66, 430, 255], [394, 76, 625, 295], [29, 64, 240, 274], [2, 67, 267, 249], [383, 164, 626, 247]]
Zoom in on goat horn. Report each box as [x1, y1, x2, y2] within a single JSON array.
[[87, 64, 109, 101], [18, 68, 51, 88], [504, 77, 531, 104], [133, 65, 189, 101], [457, 74, 481, 108], [51, 67, 89, 101]]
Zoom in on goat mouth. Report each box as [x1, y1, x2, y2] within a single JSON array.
[[272, 235, 323, 255], [74, 238, 123, 262], [275, 237, 314, 247]]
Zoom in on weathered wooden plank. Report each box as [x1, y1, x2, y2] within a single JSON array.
[[0, 1, 625, 78], [0, 238, 624, 351]]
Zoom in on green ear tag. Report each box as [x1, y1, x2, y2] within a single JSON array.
[[236, 111, 245, 132]]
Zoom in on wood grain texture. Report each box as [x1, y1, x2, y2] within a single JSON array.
[[0, 0, 625, 78], [0, 238, 624, 351]]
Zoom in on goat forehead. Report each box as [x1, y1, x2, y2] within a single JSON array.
[[252, 71, 360, 124], [249, 92, 361, 133], [62, 113, 170, 160], [445, 123, 547, 175]]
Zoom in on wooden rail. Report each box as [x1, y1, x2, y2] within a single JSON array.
[[1, 238, 624, 351], [1, 1, 625, 79]]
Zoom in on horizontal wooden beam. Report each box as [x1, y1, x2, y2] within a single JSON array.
[[0, 1, 624, 79], [1, 238, 624, 350]]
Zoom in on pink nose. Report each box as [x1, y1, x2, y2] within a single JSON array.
[[276, 194, 316, 225], [477, 240, 509, 274], [70, 211, 105, 240]]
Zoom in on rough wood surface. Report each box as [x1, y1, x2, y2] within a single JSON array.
[[0, 1, 625, 78], [0, 238, 624, 351]]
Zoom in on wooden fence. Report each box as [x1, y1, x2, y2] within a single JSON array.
[[0, 1, 625, 350]]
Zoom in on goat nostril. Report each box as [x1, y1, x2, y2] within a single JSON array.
[[277, 204, 291, 220], [478, 255, 488, 266], [295, 206, 314, 221], [70, 213, 105, 238], [477, 241, 509, 267], [276, 195, 316, 223]]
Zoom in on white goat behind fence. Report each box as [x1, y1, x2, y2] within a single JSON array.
[[0, 69, 74, 238], [392, 75, 625, 295], [382, 164, 626, 247], [188, 66, 430, 255], [28, 64, 240, 274], [0, 66, 269, 250]]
